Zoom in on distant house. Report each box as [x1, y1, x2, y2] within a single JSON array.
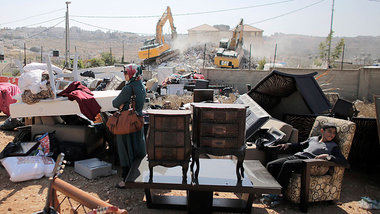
[[243, 24, 263, 44], [187, 24, 219, 41], [187, 23, 263, 44]]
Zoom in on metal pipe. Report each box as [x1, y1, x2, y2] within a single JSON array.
[[52, 178, 112, 209]]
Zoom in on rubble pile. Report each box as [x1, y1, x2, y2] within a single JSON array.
[[158, 43, 217, 72]]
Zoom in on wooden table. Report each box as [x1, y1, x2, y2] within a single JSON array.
[[125, 157, 281, 213]]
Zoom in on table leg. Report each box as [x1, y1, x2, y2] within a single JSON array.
[[241, 193, 254, 213], [187, 190, 213, 214], [144, 189, 153, 208]]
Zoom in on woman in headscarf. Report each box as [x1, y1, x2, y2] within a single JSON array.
[[112, 64, 146, 188]]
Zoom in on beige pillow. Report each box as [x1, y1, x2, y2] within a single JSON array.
[[262, 118, 293, 142]]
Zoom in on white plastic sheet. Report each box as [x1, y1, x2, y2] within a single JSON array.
[[1, 156, 55, 182]]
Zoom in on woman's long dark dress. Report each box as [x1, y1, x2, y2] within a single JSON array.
[[112, 79, 146, 169]]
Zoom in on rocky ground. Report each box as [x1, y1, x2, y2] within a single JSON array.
[[0, 106, 380, 213]]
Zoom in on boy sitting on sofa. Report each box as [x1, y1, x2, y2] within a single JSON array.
[[266, 122, 349, 193]]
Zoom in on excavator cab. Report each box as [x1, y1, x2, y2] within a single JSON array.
[[140, 39, 158, 50], [219, 38, 229, 49]]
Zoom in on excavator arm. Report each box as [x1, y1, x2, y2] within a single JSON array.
[[138, 6, 178, 62], [155, 6, 177, 45], [228, 18, 244, 51]]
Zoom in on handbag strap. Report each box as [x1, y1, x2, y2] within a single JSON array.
[[117, 84, 137, 112], [129, 84, 137, 110]]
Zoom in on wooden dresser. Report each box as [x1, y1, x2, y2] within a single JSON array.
[[191, 103, 248, 181], [146, 109, 192, 182]]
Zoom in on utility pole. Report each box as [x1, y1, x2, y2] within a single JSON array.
[[249, 44, 252, 70], [24, 43, 26, 66], [203, 44, 206, 69], [40, 46, 43, 63], [340, 44, 345, 70], [65, 1, 71, 68], [122, 40, 125, 63], [327, 0, 335, 68], [273, 43, 277, 68]]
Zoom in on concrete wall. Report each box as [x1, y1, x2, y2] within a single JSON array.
[[200, 68, 269, 93], [200, 67, 380, 102]]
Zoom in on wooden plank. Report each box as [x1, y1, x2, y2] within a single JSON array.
[[10, 90, 120, 118]]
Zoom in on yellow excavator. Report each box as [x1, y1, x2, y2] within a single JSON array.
[[138, 6, 178, 64], [214, 19, 244, 69]]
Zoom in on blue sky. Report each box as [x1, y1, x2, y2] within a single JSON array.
[[1, 0, 380, 37]]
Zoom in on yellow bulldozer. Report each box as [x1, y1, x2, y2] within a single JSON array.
[[138, 6, 178, 64], [214, 19, 244, 69]]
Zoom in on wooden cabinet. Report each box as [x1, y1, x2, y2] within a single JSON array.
[[192, 103, 247, 148], [191, 103, 248, 181], [146, 109, 192, 182]]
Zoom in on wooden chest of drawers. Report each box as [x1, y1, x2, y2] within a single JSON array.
[[191, 103, 248, 181], [192, 103, 247, 149], [146, 109, 192, 181]]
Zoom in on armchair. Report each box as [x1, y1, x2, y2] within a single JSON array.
[[284, 116, 356, 212]]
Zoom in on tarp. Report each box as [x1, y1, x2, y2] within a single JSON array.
[[247, 70, 331, 120]]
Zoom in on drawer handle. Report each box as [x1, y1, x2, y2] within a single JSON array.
[[214, 127, 226, 134], [214, 141, 224, 146]]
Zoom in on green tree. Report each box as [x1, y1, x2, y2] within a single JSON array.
[[30, 46, 40, 53], [101, 52, 115, 66], [318, 31, 345, 67], [332, 38, 344, 62], [69, 59, 86, 69], [88, 58, 104, 68], [258, 57, 266, 70]]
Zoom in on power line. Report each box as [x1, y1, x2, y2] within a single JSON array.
[[20, 16, 65, 28], [25, 20, 65, 40], [0, 8, 65, 25], [70, 19, 150, 35], [71, 0, 296, 19], [248, 0, 326, 25], [70, 19, 127, 32]]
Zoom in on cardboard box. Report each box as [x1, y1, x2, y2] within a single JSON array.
[[74, 158, 112, 179]]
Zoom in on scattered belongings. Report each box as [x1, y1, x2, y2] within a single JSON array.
[[0, 116, 23, 131], [331, 98, 358, 119], [247, 70, 331, 120], [74, 158, 114, 179], [1, 156, 55, 182], [80, 70, 95, 78], [359, 197, 380, 210], [193, 89, 213, 102], [0, 82, 21, 116]]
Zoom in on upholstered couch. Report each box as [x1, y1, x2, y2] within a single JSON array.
[[284, 116, 356, 212]]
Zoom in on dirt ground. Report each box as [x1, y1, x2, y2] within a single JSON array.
[[0, 113, 380, 214]]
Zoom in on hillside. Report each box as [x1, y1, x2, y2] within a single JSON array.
[[1, 27, 380, 68]]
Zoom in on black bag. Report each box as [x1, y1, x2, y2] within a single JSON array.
[[58, 141, 88, 164], [253, 127, 285, 150], [0, 127, 32, 159], [0, 142, 20, 159]]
